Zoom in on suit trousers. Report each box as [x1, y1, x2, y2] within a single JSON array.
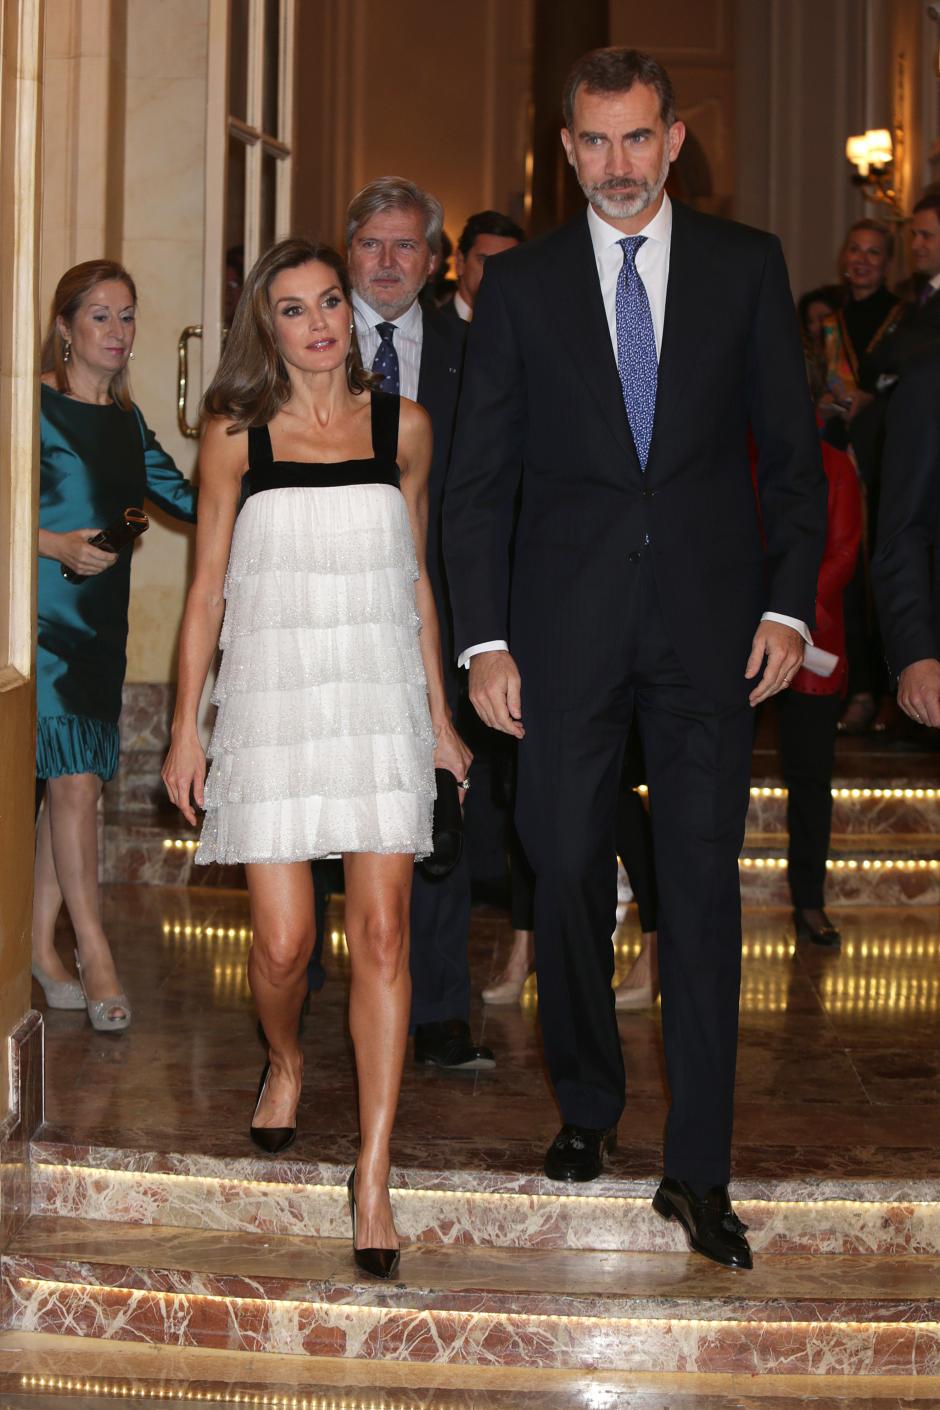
[[409, 849, 473, 1026], [775, 690, 841, 909], [408, 622, 473, 1028], [515, 555, 753, 1185]]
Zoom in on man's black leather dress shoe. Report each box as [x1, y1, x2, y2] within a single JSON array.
[[413, 1019, 495, 1071], [653, 1177, 752, 1269], [794, 908, 841, 947], [544, 1124, 617, 1182]]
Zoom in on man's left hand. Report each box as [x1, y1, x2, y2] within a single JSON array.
[[745, 621, 805, 706]]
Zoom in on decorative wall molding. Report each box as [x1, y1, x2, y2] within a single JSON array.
[[0, 1013, 43, 1251]]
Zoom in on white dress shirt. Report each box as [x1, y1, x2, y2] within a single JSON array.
[[453, 289, 473, 323], [458, 195, 810, 667], [353, 292, 423, 401], [588, 195, 671, 359]]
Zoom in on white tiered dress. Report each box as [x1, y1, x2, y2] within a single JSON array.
[[195, 393, 436, 865]]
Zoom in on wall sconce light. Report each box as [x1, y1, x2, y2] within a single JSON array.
[[845, 128, 903, 216]]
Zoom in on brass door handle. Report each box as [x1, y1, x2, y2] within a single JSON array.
[[177, 325, 203, 439]]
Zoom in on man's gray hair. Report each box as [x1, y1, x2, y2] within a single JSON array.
[[345, 176, 445, 255]]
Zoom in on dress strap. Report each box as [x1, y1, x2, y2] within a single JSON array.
[[247, 423, 274, 470], [370, 391, 400, 464]]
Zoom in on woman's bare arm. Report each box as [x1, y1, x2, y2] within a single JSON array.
[[162, 417, 245, 823], [398, 399, 472, 784]]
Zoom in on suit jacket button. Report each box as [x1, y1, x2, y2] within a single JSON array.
[[627, 550, 641, 563]]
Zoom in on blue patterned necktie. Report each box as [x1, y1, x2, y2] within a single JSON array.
[[371, 321, 400, 395], [615, 236, 658, 470]]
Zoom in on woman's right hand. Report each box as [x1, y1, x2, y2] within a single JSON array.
[[49, 529, 118, 577], [161, 730, 207, 827]]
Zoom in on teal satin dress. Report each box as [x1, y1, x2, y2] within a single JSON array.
[[38, 383, 197, 780]]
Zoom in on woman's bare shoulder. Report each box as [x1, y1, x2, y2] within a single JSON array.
[[398, 396, 431, 442], [200, 414, 249, 476]]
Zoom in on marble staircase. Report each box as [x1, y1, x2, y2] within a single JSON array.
[[103, 684, 939, 901], [6, 1333, 940, 1409], [4, 1141, 940, 1387], [101, 778, 940, 904]]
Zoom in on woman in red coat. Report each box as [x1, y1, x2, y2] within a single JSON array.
[[777, 437, 862, 945]]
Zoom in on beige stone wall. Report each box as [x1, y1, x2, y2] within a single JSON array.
[[40, 0, 126, 318], [292, 0, 532, 261], [1, 0, 43, 1119], [121, 0, 206, 683], [40, 0, 205, 688]]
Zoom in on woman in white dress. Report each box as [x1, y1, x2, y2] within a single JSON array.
[[162, 239, 470, 1279]]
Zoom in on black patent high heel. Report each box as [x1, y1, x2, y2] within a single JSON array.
[[249, 1063, 296, 1154], [347, 1168, 401, 1280]]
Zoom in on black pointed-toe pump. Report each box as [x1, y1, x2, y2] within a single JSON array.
[[249, 1063, 296, 1154], [347, 1168, 401, 1280]]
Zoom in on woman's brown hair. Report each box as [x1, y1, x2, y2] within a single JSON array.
[[40, 260, 138, 411], [203, 238, 376, 431]]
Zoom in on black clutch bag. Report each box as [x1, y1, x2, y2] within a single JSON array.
[[418, 768, 464, 880], [62, 507, 150, 582]]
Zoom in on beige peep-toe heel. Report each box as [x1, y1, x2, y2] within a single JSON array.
[[75, 951, 131, 1032], [31, 962, 86, 1010]]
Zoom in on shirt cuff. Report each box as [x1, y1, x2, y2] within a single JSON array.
[[762, 612, 812, 645], [457, 640, 509, 669]]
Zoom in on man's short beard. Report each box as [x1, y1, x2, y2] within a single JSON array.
[[578, 141, 671, 221], [356, 273, 423, 321]]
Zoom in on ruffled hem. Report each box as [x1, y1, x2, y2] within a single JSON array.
[[228, 483, 417, 580], [225, 522, 418, 585], [219, 565, 420, 645], [36, 714, 119, 782], [214, 621, 427, 697], [204, 732, 436, 805], [195, 789, 434, 865], [208, 681, 434, 752]]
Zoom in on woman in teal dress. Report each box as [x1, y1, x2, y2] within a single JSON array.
[[33, 259, 196, 1031]]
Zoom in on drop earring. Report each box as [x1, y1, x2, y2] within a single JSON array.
[[63, 340, 71, 363], [129, 350, 135, 359]]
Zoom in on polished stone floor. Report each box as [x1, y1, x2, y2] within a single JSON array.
[[5, 1333, 938, 1409], [36, 885, 940, 1182]]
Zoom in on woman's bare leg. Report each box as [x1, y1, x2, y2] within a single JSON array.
[[245, 861, 316, 1128], [31, 799, 68, 979], [46, 773, 125, 1016], [343, 851, 414, 1251], [482, 928, 534, 1002], [614, 930, 659, 1008]]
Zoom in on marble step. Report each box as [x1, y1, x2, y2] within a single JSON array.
[[738, 833, 940, 906], [5, 1216, 940, 1374], [30, 1142, 940, 1256], [6, 1332, 939, 1408], [100, 809, 940, 903]]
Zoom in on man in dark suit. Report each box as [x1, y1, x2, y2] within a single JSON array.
[[440, 210, 526, 331], [443, 48, 825, 1268], [872, 354, 940, 729], [878, 194, 940, 375], [346, 177, 494, 1072], [437, 210, 526, 894]]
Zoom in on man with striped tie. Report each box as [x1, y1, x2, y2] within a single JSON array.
[[346, 178, 495, 1075], [443, 48, 826, 1268]]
